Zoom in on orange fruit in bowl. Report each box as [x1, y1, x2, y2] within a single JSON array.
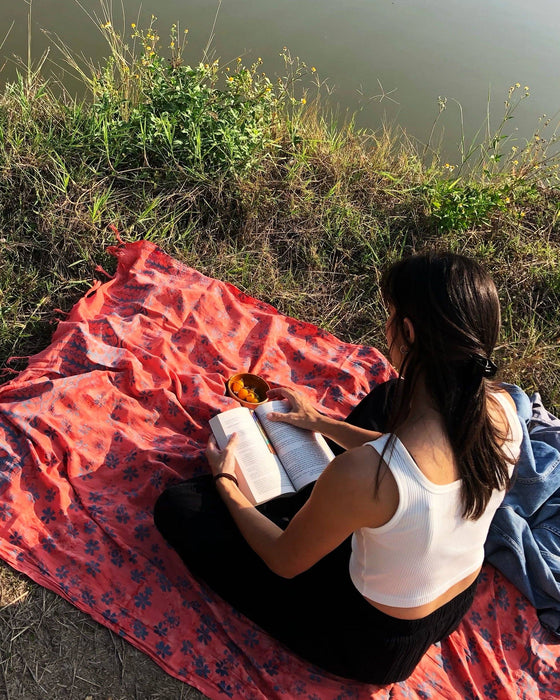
[[227, 373, 270, 406]]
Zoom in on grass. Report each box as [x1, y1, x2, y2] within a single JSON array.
[[1, 21, 559, 409], [0, 4, 559, 697]]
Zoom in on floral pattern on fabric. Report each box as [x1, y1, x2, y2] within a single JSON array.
[[0, 240, 558, 699]]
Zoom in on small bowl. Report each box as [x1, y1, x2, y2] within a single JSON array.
[[227, 373, 270, 409]]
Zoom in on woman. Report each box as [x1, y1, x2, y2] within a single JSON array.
[[154, 251, 522, 684]]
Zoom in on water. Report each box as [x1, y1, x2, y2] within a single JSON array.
[[2, 0, 560, 161]]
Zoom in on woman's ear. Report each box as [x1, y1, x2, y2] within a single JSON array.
[[403, 317, 415, 345]]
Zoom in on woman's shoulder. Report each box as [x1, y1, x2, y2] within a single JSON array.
[[487, 387, 517, 426], [489, 386, 516, 411], [328, 442, 386, 486], [487, 386, 523, 456], [326, 443, 400, 528]]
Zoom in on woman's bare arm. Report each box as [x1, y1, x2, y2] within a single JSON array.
[[206, 435, 393, 578], [265, 386, 382, 450]]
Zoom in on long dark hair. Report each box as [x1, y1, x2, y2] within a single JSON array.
[[380, 251, 513, 520]]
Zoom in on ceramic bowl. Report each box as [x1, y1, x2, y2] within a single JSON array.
[[227, 373, 270, 408]]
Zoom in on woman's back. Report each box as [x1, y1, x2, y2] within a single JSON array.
[[397, 387, 518, 485], [348, 388, 522, 619]]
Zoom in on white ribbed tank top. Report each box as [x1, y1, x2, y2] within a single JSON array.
[[349, 392, 522, 607]]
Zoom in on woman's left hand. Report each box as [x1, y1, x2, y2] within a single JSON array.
[[205, 433, 239, 479]]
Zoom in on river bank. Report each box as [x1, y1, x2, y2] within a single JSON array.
[[1, 17, 559, 411]]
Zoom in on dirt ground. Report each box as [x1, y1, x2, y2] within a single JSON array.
[[0, 560, 208, 700]]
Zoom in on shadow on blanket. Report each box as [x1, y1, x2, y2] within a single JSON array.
[[0, 241, 558, 699]]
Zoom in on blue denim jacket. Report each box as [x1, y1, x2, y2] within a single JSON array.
[[484, 384, 560, 636]]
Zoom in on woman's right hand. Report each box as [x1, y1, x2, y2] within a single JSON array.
[[265, 386, 322, 432]]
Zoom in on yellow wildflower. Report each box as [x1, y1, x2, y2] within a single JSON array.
[[131, 23, 136, 28], [311, 66, 316, 72], [515, 82, 520, 88], [301, 97, 306, 105], [513, 160, 519, 165]]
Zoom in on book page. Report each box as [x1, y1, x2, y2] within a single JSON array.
[[255, 401, 335, 491], [209, 406, 295, 504]]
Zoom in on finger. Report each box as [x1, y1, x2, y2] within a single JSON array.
[[205, 440, 219, 468], [266, 386, 294, 400], [225, 432, 238, 448], [266, 411, 294, 424], [205, 435, 217, 455], [217, 433, 238, 460]]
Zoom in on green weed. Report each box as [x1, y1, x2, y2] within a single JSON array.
[[0, 5, 559, 413], [422, 179, 510, 232]]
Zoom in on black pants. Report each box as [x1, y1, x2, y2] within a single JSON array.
[[154, 380, 477, 684]]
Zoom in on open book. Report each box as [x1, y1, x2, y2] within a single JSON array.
[[209, 400, 335, 505]]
